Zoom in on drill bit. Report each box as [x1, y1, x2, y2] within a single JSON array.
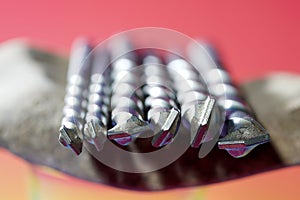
[[84, 48, 111, 151], [188, 42, 270, 158], [107, 37, 149, 145], [166, 56, 216, 148], [59, 38, 92, 155], [142, 54, 180, 147]]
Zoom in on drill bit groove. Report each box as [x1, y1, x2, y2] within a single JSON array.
[[59, 38, 92, 155], [107, 38, 149, 145], [188, 42, 270, 157], [84, 48, 111, 151], [142, 54, 180, 147], [166, 56, 216, 148]]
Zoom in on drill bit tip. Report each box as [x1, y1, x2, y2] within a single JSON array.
[[84, 119, 107, 152], [182, 96, 216, 148], [218, 112, 271, 158], [151, 108, 181, 147], [108, 114, 149, 146], [59, 125, 83, 155]]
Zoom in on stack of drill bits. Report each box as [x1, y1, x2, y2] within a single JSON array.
[[142, 54, 181, 147], [59, 38, 92, 155], [84, 48, 111, 151], [107, 38, 149, 145], [188, 42, 270, 158], [166, 55, 215, 148]]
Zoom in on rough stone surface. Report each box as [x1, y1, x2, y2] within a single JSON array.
[[0, 40, 292, 191], [241, 73, 300, 165]]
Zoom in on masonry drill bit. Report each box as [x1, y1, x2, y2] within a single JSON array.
[[84, 48, 111, 151], [166, 56, 216, 148], [188, 42, 270, 158], [59, 38, 92, 155], [142, 54, 180, 147], [107, 37, 149, 145]]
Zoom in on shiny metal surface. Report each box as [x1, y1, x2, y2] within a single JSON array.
[[188, 42, 270, 157], [84, 48, 111, 151], [142, 55, 180, 147], [59, 37, 270, 159], [59, 38, 92, 155], [167, 57, 216, 148], [107, 38, 149, 145]]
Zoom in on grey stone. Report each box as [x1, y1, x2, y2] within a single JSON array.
[[241, 73, 300, 165], [0, 40, 289, 191]]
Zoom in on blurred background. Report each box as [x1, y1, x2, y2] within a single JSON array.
[[0, 0, 300, 199]]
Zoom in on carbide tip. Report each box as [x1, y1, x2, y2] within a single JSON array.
[[191, 96, 215, 148], [84, 119, 107, 152], [218, 112, 270, 158], [107, 115, 149, 146], [151, 108, 181, 147], [182, 96, 215, 148], [59, 125, 83, 155]]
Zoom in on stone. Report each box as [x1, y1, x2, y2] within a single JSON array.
[[0, 39, 290, 191], [241, 73, 300, 165]]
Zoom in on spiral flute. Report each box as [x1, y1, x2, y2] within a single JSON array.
[[84, 48, 111, 151], [166, 56, 216, 148], [188, 42, 270, 158], [59, 38, 92, 155], [142, 54, 180, 147], [107, 38, 149, 145]]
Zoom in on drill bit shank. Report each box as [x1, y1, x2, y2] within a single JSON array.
[[107, 38, 149, 145], [188, 42, 270, 158], [59, 38, 92, 155], [167, 57, 216, 149], [84, 48, 111, 151], [142, 55, 181, 147]]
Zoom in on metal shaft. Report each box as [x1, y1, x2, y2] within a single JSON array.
[[166, 56, 215, 148], [59, 38, 92, 155], [188, 42, 270, 158], [142, 54, 180, 147], [107, 37, 149, 145], [84, 48, 111, 151]]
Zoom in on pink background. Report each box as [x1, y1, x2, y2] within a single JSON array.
[[1, 0, 300, 82]]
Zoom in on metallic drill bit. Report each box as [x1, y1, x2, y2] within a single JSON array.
[[188, 42, 270, 158], [84, 48, 111, 151], [142, 54, 180, 147], [59, 38, 92, 155], [166, 56, 216, 148], [107, 37, 149, 145]]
